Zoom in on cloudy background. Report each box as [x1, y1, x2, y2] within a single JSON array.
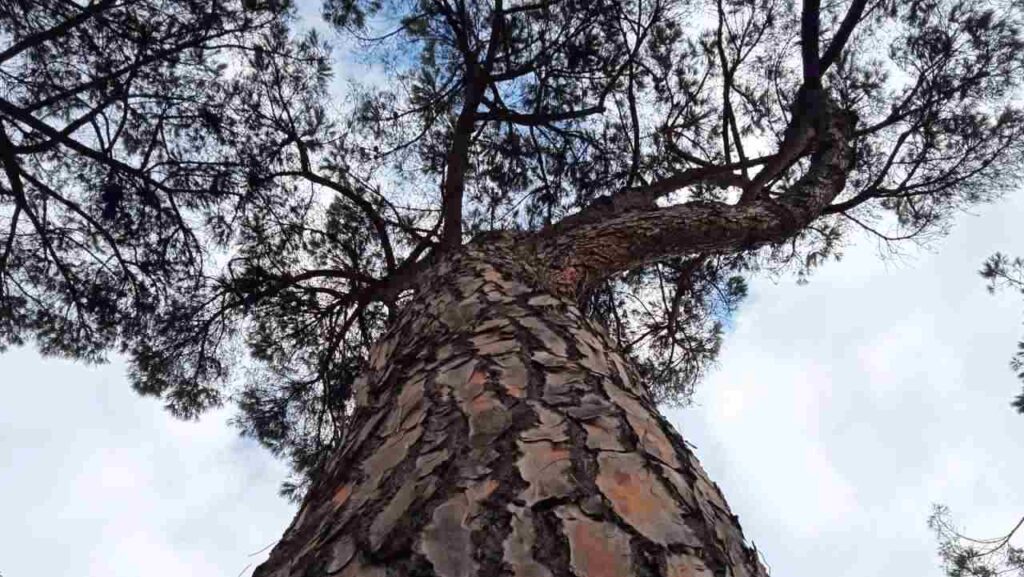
[[668, 190, 1024, 575], [4, 3, 1024, 575], [4, 194, 1023, 577]]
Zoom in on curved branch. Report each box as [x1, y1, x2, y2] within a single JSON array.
[[535, 95, 855, 295]]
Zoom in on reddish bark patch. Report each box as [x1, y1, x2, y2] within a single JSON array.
[[558, 505, 633, 577], [331, 484, 353, 509], [596, 452, 700, 546], [665, 553, 713, 577]]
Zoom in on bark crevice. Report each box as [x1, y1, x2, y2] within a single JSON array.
[[255, 246, 769, 577]]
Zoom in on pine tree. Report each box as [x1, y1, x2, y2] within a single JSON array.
[[930, 505, 1024, 577], [2, 0, 1023, 575], [980, 253, 1024, 411]]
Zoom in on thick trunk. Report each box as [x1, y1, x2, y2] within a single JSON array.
[[254, 244, 767, 577]]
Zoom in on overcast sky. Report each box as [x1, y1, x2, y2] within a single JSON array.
[[668, 190, 1024, 576], [4, 195, 1023, 577], [4, 5, 1024, 577]]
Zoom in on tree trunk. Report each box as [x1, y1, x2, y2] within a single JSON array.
[[254, 243, 767, 577]]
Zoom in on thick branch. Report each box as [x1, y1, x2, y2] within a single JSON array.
[[554, 157, 765, 232], [440, 82, 483, 250], [800, 0, 822, 87], [820, 0, 868, 73], [438, 0, 501, 250], [478, 105, 605, 126], [534, 98, 854, 295]]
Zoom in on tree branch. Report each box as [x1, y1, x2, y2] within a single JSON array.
[[0, 96, 170, 194], [478, 104, 605, 126], [536, 95, 854, 295], [437, 0, 497, 250], [0, 0, 119, 65], [0, 123, 87, 317], [555, 155, 766, 231], [800, 0, 822, 87], [289, 141, 397, 274], [820, 0, 869, 74]]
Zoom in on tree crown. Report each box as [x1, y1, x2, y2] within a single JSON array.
[[2, 0, 1023, 495]]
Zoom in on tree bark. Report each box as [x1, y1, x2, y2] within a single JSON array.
[[254, 243, 767, 577]]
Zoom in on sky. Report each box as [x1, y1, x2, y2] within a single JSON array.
[[667, 194, 1024, 575], [3, 195, 1023, 577], [4, 5, 1024, 577]]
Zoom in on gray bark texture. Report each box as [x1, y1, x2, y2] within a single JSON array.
[[254, 244, 769, 577]]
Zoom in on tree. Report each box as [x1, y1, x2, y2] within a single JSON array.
[[923, 256, 1024, 577], [2, 0, 1024, 575], [980, 253, 1024, 412], [930, 505, 1024, 577]]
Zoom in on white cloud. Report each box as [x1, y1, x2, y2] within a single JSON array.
[[0, 350, 294, 577], [5, 191, 1024, 577], [667, 194, 1024, 577]]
